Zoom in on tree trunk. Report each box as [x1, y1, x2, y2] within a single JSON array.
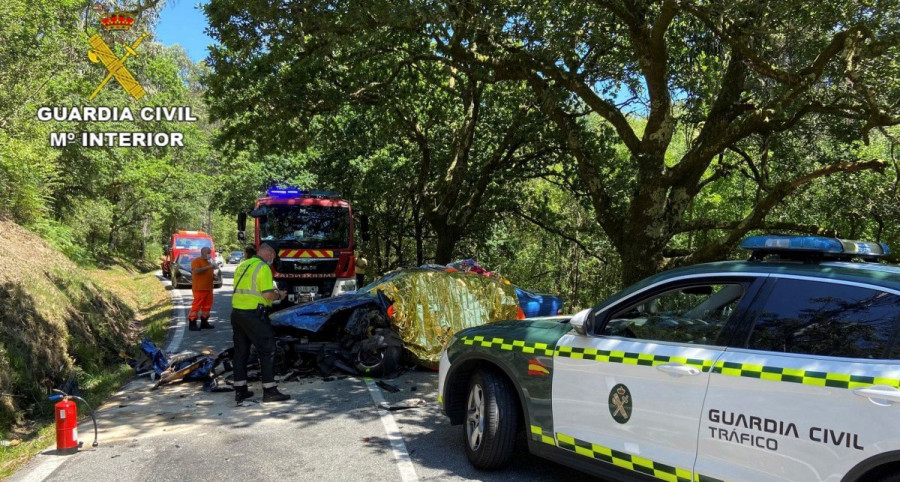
[[433, 225, 459, 265], [140, 216, 149, 259], [395, 224, 404, 267], [371, 225, 383, 274], [108, 213, 119, 252], [618, 241, 667, 287], [414, 205, 424, 266]]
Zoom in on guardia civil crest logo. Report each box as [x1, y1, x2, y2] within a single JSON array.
[[87, 8, 147, 101], [608, 384, 632, 424]]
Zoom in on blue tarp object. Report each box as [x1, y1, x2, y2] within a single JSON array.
[[139, 338, 214, 381], [140, 338, 169, 375], [515, 287, 563, 318]]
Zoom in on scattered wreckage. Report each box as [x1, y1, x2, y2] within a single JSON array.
[[260, 263, 564, 378], [128, 339, 227, 390], [132, 262, 564, 385]]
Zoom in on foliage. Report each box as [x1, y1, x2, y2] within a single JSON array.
[[204, 0, 900, 284], [0, 0, 223, 264]]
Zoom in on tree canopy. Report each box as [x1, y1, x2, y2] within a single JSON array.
[[2, 0, 899, 308], [205, 0, 900, 284]]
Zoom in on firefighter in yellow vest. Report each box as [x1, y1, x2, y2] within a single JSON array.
[[231, 243, 290, 403]]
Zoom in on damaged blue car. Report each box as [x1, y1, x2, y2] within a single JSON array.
[[268, 267, 563, 377]]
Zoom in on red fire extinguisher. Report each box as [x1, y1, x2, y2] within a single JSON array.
[[48, 389, 99, 455]]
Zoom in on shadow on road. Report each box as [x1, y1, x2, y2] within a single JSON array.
[[34, 264, 596, 481]]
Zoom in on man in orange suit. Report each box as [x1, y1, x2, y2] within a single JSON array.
[[189, 247, 217, 331]]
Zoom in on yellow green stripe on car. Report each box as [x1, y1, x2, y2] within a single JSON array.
[[530, 425, 722, 482], [461, 336, 555, 356], [555, 346, 715, 372], [712, 360, 900, 389], [464, 335, 900, 391]]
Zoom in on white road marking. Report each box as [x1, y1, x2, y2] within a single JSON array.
[[364, 378, 419, 482], [15, 273, 187, 482], [160, 272, 187, 353], [14, 452, 69, 482]]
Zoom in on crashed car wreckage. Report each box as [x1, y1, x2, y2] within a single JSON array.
[[217, 264, 565, 379]]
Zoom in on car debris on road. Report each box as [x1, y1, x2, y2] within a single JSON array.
[[256, 263, 564, 378], [128, 339, 226, 391]]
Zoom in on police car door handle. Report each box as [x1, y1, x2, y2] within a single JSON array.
[[655, 364, 701, 377], [852, 386, 900, 405]]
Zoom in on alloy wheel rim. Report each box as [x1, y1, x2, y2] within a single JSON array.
[[466, 383, 485, 451]]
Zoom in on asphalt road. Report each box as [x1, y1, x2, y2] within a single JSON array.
[[11, 265, 591, 481]]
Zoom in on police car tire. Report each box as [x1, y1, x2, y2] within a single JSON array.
[[877, 470, 900, 482], [464, 370, 520, 470]]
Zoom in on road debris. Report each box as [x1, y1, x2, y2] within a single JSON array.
[[377, 398, 427, 411], [131, 339, 218, 389], [375, 381, 400, 393]]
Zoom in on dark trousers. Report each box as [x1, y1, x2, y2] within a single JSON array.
[[231, 308, 276, 385]]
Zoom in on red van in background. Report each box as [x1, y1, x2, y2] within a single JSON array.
[[161, 231, 217, 278]]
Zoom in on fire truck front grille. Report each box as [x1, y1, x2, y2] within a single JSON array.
[[275, 258, 339, 275]]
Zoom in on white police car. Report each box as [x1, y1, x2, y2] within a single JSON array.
[[439, 236, 900, 481]]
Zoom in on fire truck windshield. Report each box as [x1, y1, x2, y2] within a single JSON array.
[[259, 205, 350, 248]]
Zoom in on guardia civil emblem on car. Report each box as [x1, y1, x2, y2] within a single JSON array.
[[608, 384, 632, 424]]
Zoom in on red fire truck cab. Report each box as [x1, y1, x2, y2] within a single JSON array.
[[162, 230, 217, 278], [238, 189, 360, 307]]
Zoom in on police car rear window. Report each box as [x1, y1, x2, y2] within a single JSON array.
[[748, 279, 900, 360]]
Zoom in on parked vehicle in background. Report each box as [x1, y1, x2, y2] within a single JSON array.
[[171, 251, 223, 289], [237, 188, 367, 308], [161, 231, 217, 278], [439, 235, 900, 482], [227, 251, 244, 264]]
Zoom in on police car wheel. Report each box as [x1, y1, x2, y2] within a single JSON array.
[[464, 370, 519, 470]]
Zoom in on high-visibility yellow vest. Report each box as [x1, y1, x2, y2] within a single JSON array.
[[232, 257, 274, 309]]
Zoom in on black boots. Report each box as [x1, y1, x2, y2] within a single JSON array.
[[189, 318, 213, 330], [236, 386, 289, 403], [235, 385, 254, 403], [263, 387, 290, 402]]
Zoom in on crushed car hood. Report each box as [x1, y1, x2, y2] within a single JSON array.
[[268, 268, 557, 367], [269, 292, 386, 333]]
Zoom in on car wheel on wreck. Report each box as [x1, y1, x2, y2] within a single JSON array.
[[346, 308, 403, 378]]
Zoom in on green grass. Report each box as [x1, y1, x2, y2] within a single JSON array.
[[0, 258, 170, 479], [0, 364, 133, 478]]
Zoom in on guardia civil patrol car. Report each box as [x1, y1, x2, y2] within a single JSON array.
[[438, 236, 900, 481]]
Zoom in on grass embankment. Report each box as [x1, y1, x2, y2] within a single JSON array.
[[0, 220, 170, 477]]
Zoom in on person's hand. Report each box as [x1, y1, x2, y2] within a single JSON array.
[[279, 290, 287, 300]]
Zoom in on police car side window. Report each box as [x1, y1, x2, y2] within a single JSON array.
[[748, 279, 900, 359], [603, 284, 745, 345]]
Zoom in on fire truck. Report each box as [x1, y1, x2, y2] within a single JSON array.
[[238, 189, 367, 307], [161, 230, 217, 278]]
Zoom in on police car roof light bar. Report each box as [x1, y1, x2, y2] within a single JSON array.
[[740, 235, 890, 261]]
